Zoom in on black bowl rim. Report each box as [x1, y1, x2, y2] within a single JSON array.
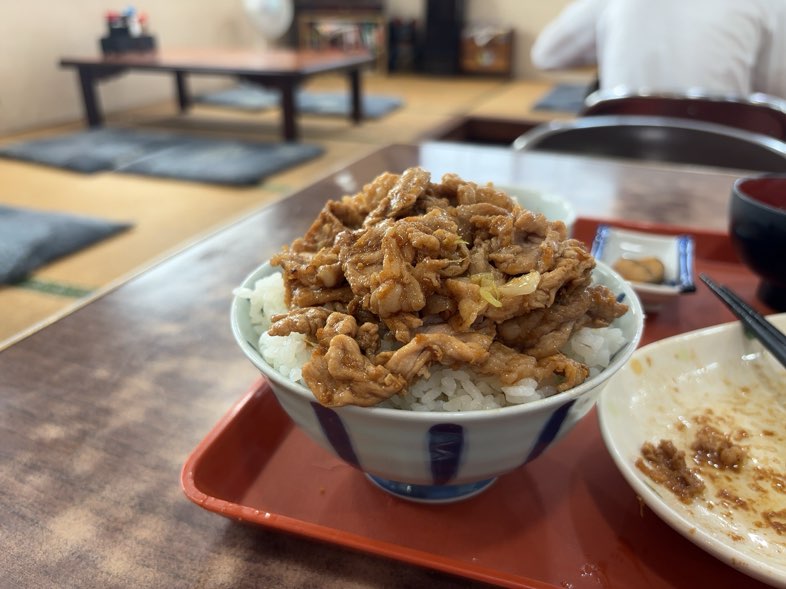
[[733, 173, 786, 217]]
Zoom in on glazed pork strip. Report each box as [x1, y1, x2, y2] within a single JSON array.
[[268, 166, 627, 407]]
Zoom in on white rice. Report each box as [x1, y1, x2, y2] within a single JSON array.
[[235, 273, 627, 411], [234, 275, 312, 385]]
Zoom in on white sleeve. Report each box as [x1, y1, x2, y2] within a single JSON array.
[[531, 0, 606, 70], [754, 1, 786, 100]]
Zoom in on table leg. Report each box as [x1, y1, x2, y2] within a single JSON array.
[[174, 71, 191, 113], [280, 84, 298, 142], [349, 68, 363, 124], [77, 67, 103, 127]]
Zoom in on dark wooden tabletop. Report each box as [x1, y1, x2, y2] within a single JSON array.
[[0, 143, 744, 588], [59, 48, 375, 76]]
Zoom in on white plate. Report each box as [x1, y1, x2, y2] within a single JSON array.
[[591, 225, 695, 312], [598, 314, 786, 588]]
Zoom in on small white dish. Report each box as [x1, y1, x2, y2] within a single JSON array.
[[597, 314, 786, 588], [497, 185, 577, 236], [591, 224, 695, 311]]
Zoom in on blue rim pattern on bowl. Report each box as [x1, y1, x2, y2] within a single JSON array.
[[676, 235, 696, 292], [365, 474, 496, 503]]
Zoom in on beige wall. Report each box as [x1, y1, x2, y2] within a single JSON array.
[[0, 0, 263, 136], [0, 0, 571, 136]]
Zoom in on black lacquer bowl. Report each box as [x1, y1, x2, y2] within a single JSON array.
[[730, 174, 786, 310]]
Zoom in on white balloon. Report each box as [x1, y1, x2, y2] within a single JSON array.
[[242, 0, 294, 41]]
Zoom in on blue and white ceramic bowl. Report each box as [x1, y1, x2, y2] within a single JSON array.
[[231, 261, 644, 503]]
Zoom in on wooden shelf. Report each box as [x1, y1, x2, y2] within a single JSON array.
[[297, 10, 387, 72]]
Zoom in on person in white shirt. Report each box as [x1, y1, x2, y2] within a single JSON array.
[[531, 0, 786, 100]]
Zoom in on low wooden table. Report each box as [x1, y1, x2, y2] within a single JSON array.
[[1, 143, 768, 589], [59, 48, 375, 141]]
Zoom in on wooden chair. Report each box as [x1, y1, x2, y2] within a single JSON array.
[[512, 115, 786, 172], [581, 89, 786, 140]]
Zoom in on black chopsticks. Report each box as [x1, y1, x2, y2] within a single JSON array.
[[700, 273, 786, 368]]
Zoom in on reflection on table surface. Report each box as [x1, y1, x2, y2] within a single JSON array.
[[0, 143, 758, 589]]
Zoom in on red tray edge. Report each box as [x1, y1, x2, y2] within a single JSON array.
[[574, 215, 727, 238], [180, 382, 558, 589]]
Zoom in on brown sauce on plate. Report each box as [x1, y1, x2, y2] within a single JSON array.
[[636, 440, 705, 503]]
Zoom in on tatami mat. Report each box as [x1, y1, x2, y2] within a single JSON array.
[[0, 72, 574, 347]]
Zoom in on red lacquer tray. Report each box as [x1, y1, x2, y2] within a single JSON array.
[[181, 218, 775, 589]]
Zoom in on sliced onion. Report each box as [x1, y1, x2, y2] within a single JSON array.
[[498, 271, 541, 297], [470, 272, 496, 287], [479, 287, 502, 307]]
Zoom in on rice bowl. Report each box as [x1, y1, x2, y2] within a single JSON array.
[[231, 260, 644, 503], [231, 166, 646, 501]]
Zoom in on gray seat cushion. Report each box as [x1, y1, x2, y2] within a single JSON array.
[[195, 85, 404, 119], [0, 205, 131, 284], [0, 129, 325, 185]]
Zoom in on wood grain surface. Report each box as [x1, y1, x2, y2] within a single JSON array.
[[61, 48, 375, 76]]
